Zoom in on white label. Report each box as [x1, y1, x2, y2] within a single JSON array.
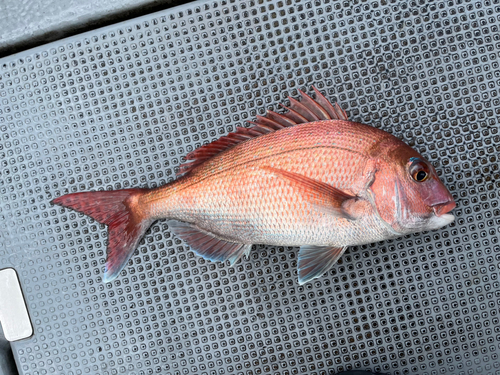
[[0, 268, 33, 341]]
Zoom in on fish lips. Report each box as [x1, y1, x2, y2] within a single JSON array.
[[431, 199, 456, 216], [426, 200, 456, 230], [420, 180, 455, 217]]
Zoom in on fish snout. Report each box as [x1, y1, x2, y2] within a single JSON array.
[[432, 200, 456, 216]]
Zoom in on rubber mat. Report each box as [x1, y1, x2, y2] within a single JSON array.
[[1, 0, 499, 374]]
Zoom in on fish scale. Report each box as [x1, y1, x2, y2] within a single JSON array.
[[149, 121, 387, 247], [53, 88, 455, 284]]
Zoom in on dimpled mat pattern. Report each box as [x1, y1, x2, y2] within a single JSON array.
[[1, 0, 500, 374]]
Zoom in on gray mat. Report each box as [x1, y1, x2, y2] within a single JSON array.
[[1, 0, 499, 374], [0, 326, 18, 375]]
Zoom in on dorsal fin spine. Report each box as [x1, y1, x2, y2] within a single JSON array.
[[279, 104, 309, 123], [255, 115, 285, 130], [266, 110, 297, 127], [312, 86, 339, 119], [297, 89, 330, 119], [288, 96, 320, 121], [246, 122, 274, 133]]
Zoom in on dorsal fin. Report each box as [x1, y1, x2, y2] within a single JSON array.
[[177, 86, 348, 177]]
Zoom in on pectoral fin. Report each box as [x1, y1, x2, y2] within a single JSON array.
[[167, 220, 251, 266], [298, 245, 347, 285], [263, 167, 357, 218]]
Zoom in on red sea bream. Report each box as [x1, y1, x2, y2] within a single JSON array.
[[53, 87, 456, 284]]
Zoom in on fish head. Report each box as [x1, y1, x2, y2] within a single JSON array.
[[369, 142, 456, 234]]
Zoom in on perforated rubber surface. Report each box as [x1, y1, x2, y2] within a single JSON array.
[[1, 0, 499, 374]]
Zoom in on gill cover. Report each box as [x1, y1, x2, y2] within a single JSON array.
[[369, 144, 455, 233]]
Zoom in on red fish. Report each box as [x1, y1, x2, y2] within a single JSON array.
[[53, 87, 455, 284]]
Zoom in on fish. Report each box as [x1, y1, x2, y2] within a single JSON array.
[[52, 87, 456, 285]]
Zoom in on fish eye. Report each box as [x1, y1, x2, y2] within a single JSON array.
[[408, 158, 430, 182]]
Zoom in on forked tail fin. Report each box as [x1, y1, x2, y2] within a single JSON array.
[[52, 189, 152, 282]]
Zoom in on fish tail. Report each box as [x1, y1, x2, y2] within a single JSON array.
[[52, 188, 153, 282]]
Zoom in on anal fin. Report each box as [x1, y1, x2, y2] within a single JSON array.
[[167, 220, 251, 266], [298, 245, 347, 285]]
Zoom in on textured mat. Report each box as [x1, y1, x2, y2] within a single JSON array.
[[0, 0, 181, 56], [1, 0, 500, 374]]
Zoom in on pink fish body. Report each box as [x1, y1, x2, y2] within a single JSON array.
[[53, 87, 455, 284]]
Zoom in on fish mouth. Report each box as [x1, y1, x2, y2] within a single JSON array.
[[432, 200, 456, 216]]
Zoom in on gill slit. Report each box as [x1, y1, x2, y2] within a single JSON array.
[[394, 180, 402, 224], [365, 187, 403, 237]]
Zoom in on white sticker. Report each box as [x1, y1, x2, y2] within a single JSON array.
[[0, 268, 33, 341]]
